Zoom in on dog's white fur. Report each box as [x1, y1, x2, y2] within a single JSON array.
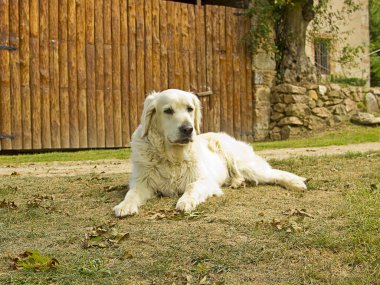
[[113, 89, 307, 217]]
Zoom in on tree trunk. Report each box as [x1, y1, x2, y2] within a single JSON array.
[[277, 0, 319, 85]]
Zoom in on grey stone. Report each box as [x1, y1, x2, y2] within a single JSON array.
[[254, 71, 276, 87], [271, 93, 283, 103], [273, 103, 286, 113], [271, 112, 285, 121], [344, 98, 357, 113], [351, 112, 380, 125], [255, 86, 271, 102], [365, 93, 380, 113], [318, 85, 327, 96], [278, 116, 304, 126], [280, 125, 302, 139], [253, 52, 276, 70], [332, 105, 347, 116], [309, 100, 317, 109], [312, 107, 331, 118], [283, 94, 309, 104], [317, 100, 324, 107], [285, 104, 310, 118], [329, 90, 344, 98], [330, 83, 341, 91], [273, 84, 306, 94], [373, 89, 380, 95]]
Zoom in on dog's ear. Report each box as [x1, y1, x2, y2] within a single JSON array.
[[141, 92, 158, 138], [192, 94, 202, 134]]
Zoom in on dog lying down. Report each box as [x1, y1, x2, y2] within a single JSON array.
[[113, 89, 307, 217]]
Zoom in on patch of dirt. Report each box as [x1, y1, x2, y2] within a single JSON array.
[[0, 142, 379, 177]]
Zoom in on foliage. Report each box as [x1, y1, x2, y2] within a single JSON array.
[[369, 0, 380, 86], [245, 0, 362, 82], [10, 250, 59, 271], [327, 74, 367, 86]]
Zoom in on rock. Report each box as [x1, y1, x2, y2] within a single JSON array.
[[309, 115, 325, 130], [344, 98, 357, 113], [278, 116, 304, 126], [283, 94, 309, 104], [318, 85, 327, 96], [273, 103, 286, 113], [271, 112, 285, 121], [271, 93, 283, 103], [308, 90, 318, 101], [329, 90, 344, 98], [373, 89, 380, 95], [317, 100, 324, 107], [254, 71, 276, 87], [351, 112, 380, 125], [365, 93, 380, 113], [330, 83, 341, 91], [255, 86, 271, 102], [309, 100, 317, 109], [273, 84, 306, 94], [332, 105, 347, 116], [285, 104, 310, 118], [253, 52, 276, 70], [270, 132, 282, 141], [333, 115, 344, 123], [312, 107, 331, 118]]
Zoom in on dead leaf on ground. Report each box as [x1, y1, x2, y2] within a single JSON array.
[[270, 219, 303, 233], [10, 171, 20, 176], [83, 222, 130, 249], [26, 194, 55, 211], [282, 208, 314, 218], [147, 208, 205, 221], [104, 184, 129, 192], [0, 199, 18, 209], [10, 250, 59, 271]]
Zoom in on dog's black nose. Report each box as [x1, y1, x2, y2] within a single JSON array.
[[179, 124, 193, 136]]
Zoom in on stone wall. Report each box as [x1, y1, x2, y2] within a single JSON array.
[[268, 83, 380, 140]]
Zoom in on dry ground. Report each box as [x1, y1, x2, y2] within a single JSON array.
[[0, 150, 380, 284]]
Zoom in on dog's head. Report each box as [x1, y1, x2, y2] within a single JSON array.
[[141, 89, 201, 145]]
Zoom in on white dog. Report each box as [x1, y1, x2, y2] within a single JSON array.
[[113, 89, 307, 217]]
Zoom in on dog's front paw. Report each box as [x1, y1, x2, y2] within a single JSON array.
[[176, 196, 197, 213], [113, 200, 139, 217], [288, 176, 307, 191]]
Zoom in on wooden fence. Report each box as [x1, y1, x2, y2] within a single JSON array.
[[0, 0, 253, 151]]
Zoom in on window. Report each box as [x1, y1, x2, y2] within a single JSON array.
[[314, 39, 330, 74]]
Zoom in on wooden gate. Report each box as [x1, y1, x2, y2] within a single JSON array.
[[0, 0, 253, 151]]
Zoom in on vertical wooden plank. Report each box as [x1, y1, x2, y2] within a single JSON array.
[[50, 0, 61, 148], [159, 0, 168, 90], [167, 2, 175, 88], [205, 5, 214, 132], [174, 3, 182, 88], [77, 0, 88, 148], [20, 0, 32, 149], [68, 0, 79, 148], [188, 5, 197, 93], [225, 8, 234, 136], [239, 13, 248, 142], [120, 0, 130, 146], [95, 0, 105, 147], [211, 6, 220, 132], [232, 9, 241, 140], [128, 0, 138, 135], [219, 6, 227, 134], [181, 4, 190, 91], [195, 4, 207, 133], [112, 0, 122, 147], [40, 0, 51, 148], [86, 0, 97, 147], [245, 17, 253, 142], [144, 0, 153, 93], [9, 0, 22, 149], [104, 0, 114, 147], [0, 0, 11, 150], [152, 0, 161, 91], [136, 0, 145, 117], [59, 0, 70, 148], [30, 0, 41, 149]]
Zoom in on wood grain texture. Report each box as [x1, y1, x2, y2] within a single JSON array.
[[181, 4, 190, 91], [159, 0, 168, 90], [144, 0, 153, 93], [225, 8, 234, 136], [152, 0, 161, 91], [219, 6, 227, 134], [136, 0, 145, 117]]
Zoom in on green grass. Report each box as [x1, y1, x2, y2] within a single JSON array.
[[253, 124, 380, 151], [0, 124, 378, 164], [0, 148, 130, 165]]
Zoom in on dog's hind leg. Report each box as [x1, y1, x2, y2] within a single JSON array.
[[239, 154, 307, 191]]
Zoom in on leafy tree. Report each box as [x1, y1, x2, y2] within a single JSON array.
[[369, 0, 380, 86], [245, 0, 361, 85]]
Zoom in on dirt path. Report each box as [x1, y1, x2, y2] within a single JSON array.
[[1, 142, 379, 177]]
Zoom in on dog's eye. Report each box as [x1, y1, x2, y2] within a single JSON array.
[[164, 108, 174, 115], [187, 106, 194, 112]]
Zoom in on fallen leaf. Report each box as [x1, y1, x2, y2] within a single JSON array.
[[26, 194, 55, 211], [83, 222, 129, 248], [147, 208, 205, 221], [10, 250, 59, 271], [104, 184, 129, 192], [10, 171, 20, 176], [0, 199, 18, 209], [282, 208, 314, 218]]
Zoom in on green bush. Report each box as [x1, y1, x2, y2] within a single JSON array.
[[328, 75, 367, 86]]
